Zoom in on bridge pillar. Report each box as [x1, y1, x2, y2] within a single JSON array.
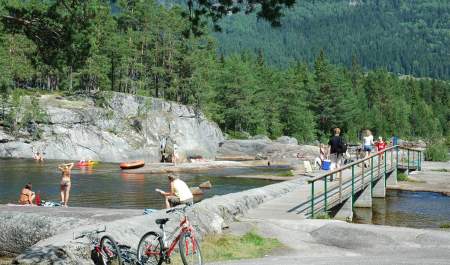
[[354, 183, 372, 208], [334, 197, 353, 222], [386, 168, 398, 186], [372, 177, 386, 198]]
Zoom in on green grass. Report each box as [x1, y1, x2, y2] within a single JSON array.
[[439, 223, 450, 229], [314, 212, 331, 219], [201, 231, 283, 262], [276, 170, 294, 177], [397, 172, 409, 181]]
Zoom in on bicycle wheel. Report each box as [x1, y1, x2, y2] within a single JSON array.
[[179, 232, 202, 265], [137, 231, 163, 265], [99, 235, 122, 265]]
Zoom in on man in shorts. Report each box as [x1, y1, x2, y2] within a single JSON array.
[[157, 175, 193, 208]]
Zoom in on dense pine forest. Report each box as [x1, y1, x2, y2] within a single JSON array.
[[0, 0, 448, 143], [215, 0, 450, 80]]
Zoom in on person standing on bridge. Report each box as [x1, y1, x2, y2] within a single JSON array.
[[328, 127, 347, 181]]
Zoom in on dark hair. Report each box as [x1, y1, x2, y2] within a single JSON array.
[[25, 183, 32, 190], [167, 175, 177, 181]]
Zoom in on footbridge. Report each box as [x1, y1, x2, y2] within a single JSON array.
[[244, 146, 423, 221]]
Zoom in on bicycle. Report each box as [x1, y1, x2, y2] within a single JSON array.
[[137, 204, 202, 265], [74, 227, 122, 265]]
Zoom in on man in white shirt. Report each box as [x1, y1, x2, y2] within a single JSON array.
[[158, 175, 193, 208]]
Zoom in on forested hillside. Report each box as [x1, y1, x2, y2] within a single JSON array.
[[214, 0, 450, 79], [0, 0, 448, 143]]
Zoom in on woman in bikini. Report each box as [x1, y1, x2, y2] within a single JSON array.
[[18, 183, 35, 205], [58, 163, 74, 207]]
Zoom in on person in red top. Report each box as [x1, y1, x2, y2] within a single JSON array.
[[375, 136, 387, 151], [375, 136, 387, 160]]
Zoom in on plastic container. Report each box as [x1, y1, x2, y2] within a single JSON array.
[[322, 160, 331, 170]]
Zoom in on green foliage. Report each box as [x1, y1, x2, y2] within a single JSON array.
[[424, 143, 450, 162], [314, 212, 331, 219], [215, 0, 450, 80], [397, 172, 409, 182], [440, 223, 450, 229], [276, 170, 294, 177], [0, 1, 448, 142]]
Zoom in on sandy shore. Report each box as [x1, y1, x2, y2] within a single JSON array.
[[388, 161, 450, 196]]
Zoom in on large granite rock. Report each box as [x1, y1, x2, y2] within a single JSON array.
[[0, 93, 223, 163], [217, 138, 319, 165]]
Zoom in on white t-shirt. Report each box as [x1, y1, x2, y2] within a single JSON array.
[[363, 135, 374, 146], [173, 179, 193, 201]]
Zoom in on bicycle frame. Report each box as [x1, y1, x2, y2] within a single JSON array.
[[145, 214, 197, 258]]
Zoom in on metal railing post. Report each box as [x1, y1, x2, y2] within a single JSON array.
[[396, 146, 399, 169], [339, 172, 342, 203], [407, 149, 410, 171], [324, 176, 328, 212], [311, 181, 315, 218], [384, 150, 387, 187], [370, 156, 374, 193], [351, 165, 355, 202], [419, 151, 422, 170]]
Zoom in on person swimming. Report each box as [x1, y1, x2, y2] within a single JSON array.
[[18, 183, 35, 205], [58, 163, 74, 207]]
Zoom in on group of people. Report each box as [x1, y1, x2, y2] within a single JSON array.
[[320, 128, 390, 176], [32, 152, 44, 162], [18, 162, 74, 207]]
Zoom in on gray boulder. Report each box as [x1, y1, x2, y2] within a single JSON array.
[[275, 136, 298, 145]]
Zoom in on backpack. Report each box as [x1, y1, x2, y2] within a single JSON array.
[[338, 137, 347, 154]]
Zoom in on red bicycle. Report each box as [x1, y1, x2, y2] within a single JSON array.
[[137, 204, 202, 265]]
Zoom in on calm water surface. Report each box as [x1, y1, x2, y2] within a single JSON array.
[[0, 159, 280, 209], [354, 189, 450, 229]]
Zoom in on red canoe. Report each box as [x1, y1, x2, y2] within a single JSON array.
[[120, 160, 145, 170]]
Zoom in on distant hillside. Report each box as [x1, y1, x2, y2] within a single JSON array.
[[214, 0, 450, 79]]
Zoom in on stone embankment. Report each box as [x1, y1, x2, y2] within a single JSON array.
[[0, 92, 223, 163], [1, 178, 304, 264]]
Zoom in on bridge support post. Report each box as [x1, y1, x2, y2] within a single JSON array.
[[386, 168, 397, 186], [334, 197, 353, 222], [354, 183, 372, 208], [372, 177, 386, 198]]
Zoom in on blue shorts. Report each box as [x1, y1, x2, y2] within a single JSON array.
[[363, 145, 373, 152]]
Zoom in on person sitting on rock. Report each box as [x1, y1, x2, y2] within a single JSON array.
[[157, 175, 193, 209], [18, 183, 35, 205]]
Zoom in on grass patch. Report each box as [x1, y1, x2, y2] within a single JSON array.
[[201, 231, 283, 262], [431, 169, 449, 172], [314, 212, 331, 219], [276, 170, 294, 177], [397, 172, 409, 181], [440, 223, 450, 229]]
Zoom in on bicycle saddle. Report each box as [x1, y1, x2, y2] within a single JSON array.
[[155, 218, 169, 225]]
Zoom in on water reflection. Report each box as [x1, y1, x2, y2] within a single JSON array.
[[0, 158, 279, 209], [354, 190, 450, 229]]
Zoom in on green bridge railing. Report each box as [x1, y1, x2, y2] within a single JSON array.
[[307, 145, 422, 218]]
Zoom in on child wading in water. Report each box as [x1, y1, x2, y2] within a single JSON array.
[[58, 163, 74, 207]]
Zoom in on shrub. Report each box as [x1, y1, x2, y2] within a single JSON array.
[[397, 172, 409, 181], [424, 143, 449, 162]]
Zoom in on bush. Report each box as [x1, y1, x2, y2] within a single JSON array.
[[227, 130, 251, 140], [424, 143, 449, 162], [397, 172, 409, 181]]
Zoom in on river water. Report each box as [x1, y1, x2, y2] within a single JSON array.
[[353, 189, 450, 229], [0, 158, 280, 209]]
